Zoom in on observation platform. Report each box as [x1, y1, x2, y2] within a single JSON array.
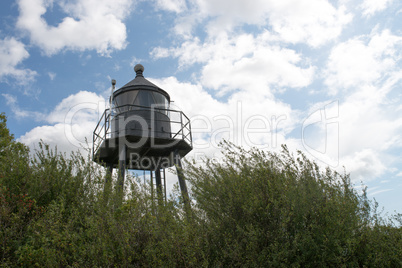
[[92, 105, 192, 170]]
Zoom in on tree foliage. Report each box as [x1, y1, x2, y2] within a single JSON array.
[[0, 113, 401, 267], [185, 142, 402, 267]]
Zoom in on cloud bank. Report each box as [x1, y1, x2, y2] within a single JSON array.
[[16, 0, 133, 56]]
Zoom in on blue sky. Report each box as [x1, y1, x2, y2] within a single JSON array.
[[1, 0, 401, 215]]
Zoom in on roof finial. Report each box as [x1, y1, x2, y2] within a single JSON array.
[[134, 64, 144, 77]]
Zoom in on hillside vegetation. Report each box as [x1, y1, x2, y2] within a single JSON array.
[[1, 113, 401, 267]]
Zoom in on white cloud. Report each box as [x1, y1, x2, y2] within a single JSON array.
[[300, 74, 402, 181], [337, 101, 402, 181], [201, 44, 314, 94], [152, 31, 315, 95], [174, 0, 352, 47], [16, 0, 133, 56], [0, 37, 37, 84], [325, 29, 402, 95], [46, 91, 105, 124], [343, 149, 387, 181], [265, 0, 352, 47], [300, 96, 401, 181], [360, 0, 394, 17], [18, 91, 106, 154], [317, 29, 402, 181], [19, 123, 74, 152], [155, 0, 187, 13]]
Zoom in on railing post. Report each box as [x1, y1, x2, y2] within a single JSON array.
[[180, 112, 184, 140], [104, 109, 107, 139], [189, 117, 193, 147], [92, 132, 95, 160]]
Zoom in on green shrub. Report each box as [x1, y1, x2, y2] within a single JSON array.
[[184, 141, 401, 267], [0, 113, 401, 267]]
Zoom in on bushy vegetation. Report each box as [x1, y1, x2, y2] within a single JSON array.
[[0, 112, 401, 267]]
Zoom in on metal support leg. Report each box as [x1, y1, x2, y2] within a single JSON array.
[[174, 151, 190, 208], [103, 163, 114, 203], [118, 142, 126, 190], [104, 164, 113, 190], [155, 166, 163, 204], [107, 164, 113, 177], [163, 169, 167, 203]]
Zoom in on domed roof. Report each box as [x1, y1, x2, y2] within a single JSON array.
[[113, 64, 170, 101]]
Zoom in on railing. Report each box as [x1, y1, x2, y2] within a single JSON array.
[[92, 104, 192, 159]]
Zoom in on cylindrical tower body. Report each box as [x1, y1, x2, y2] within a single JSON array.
[[111, 64, 171, 140]]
